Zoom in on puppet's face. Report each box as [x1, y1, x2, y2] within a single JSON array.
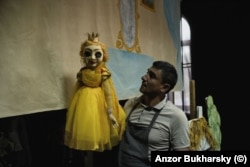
[[83, 45, 103, 68]]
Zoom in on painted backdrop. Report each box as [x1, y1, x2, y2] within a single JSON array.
[[0, 0, 180, 117]]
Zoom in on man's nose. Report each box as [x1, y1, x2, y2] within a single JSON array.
[[141, 74, 147, 81]]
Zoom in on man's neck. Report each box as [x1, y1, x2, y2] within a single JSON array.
[[141, 94, 165, 107]]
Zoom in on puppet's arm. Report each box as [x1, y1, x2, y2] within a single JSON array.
[[103, 79, 119, 128], [77, 67, 85, 84], [69, 68, 84, 97]]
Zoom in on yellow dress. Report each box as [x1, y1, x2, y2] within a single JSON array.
[[64, 64, 126, 151]]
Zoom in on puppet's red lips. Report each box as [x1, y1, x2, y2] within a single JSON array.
[[90, 61, 97, 64]]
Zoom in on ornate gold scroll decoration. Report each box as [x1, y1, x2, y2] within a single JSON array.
[[116, 0, 141, 53]]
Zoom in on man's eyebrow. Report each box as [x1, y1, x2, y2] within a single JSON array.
[[147, 69, 156, 78]]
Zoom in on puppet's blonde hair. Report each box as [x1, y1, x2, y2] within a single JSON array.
[[79, 33, 109, 64]]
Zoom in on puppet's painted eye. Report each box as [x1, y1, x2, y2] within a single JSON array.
[[84, 51, 91, 57], [95, 52, 102, 58]]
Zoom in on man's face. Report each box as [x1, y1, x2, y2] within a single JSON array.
[[140, 66, 164, 95], [83, 45, 103, 68]]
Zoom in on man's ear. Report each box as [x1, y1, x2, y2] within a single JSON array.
[[161, 83, 170, 94]]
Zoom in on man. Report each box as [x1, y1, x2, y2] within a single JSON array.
[[119, 61, 190, 167]]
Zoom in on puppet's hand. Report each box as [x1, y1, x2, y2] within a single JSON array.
[[76, 70, 82, 81], [108, 112, 119, 128]]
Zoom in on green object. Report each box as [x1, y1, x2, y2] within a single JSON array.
[[206, 95, 222, 150]]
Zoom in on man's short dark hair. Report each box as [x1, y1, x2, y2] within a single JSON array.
[[152, 61, 178, 91]]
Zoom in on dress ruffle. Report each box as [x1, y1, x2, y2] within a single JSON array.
[[64, 64, 126, 151]]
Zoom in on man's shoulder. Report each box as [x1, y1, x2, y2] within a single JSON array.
[[164, 100, 187, 116], [127, 96, 141, 103], [124, 96, 141, 114]]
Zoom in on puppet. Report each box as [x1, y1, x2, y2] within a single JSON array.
[[206, 95, 221, 151], [64, 33, 126, 152], [189, 117, 217, 151]]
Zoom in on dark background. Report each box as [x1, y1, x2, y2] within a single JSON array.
[[181, 0, 250, 151]]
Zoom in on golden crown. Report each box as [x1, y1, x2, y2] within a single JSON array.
[[88, 32, 99, 42]]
